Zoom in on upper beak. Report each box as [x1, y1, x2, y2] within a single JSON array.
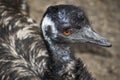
[[72, 27, 112, 47]]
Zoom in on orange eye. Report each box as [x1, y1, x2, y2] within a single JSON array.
[[63, 29, 72, 36]]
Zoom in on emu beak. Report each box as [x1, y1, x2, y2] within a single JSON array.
[[76, 27, 112, 47]]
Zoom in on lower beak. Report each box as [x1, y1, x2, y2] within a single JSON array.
[[75, 27, 112, 47]]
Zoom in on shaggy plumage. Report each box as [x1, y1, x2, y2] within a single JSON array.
[[0, 0, 49, 80], [0, 0, 112, 80]]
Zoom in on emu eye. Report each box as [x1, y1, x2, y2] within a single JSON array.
[[63, 29, 72, 36]]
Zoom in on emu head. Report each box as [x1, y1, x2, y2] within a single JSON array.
[[41, 5, 112, 47]]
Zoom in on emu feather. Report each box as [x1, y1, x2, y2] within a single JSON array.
[[0, 0, 112, 80]]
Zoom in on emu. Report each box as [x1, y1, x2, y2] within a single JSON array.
[[0, 0, 111, 80]]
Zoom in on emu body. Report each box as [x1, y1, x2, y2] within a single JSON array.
[[0, 0, 49, 80], [0, 0, 111, 80]]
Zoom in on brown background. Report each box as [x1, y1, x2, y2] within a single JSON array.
[[29, 0, 120, 80]]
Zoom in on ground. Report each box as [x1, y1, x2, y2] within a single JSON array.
[[29, 0, 120, 80]]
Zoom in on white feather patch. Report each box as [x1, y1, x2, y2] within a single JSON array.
[[17, 27, 34, 40], [41, 15, 58, 40]]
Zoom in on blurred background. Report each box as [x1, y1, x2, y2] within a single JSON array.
[[28, 0, 120, 80]]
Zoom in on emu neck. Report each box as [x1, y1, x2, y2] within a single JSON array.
[[46, 39, 74, 63]]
